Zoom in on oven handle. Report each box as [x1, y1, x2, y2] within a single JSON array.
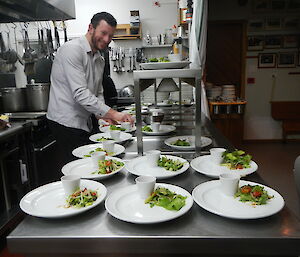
[[34, 140, 56, 152]]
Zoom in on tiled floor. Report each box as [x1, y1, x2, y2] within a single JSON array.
[[1, 141, 300, 257]]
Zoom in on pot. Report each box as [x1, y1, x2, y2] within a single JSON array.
[[26, 83, 50, 111], [0, 87, 27, 112]]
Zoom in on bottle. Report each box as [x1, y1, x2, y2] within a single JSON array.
[[173, 41, 179, 54]]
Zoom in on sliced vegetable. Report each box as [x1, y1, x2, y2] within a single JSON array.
[[110, 125, 125, 131], [221, 150, 252, 169], [145, 187, 186, 211], [157, 156, 185, 171], [92, 159, 124, 174], [142, 125, 153, 132], [171, 139, 190, 147], [235, 184, 274, 205], [65, 188, 98, 208], [96, 136, 113, 142]]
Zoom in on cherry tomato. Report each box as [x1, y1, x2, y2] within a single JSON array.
[[241, 186, 252, 194], [252, 191, 262, 198]]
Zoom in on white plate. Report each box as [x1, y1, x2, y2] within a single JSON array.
[[105, 183, 193, 224], [99, 125, 136, 133], [164, 135, 212, 150], [140, 61, 190, 70], [62, 157, 124, 180], [20, 180, 107, 218], [191, 155, 258, 178], [125, 155, 189, 179], [89, 132, 132, 144], [142, 125, 176, 136], [72, 143, 125, 158], [192, 180, 284, 219]]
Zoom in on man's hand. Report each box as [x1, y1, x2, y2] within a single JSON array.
[[102, 109, 134, 124]]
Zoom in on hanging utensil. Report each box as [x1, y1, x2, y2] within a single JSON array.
[[53, 21, 60, 50], [62, 21, 68, 43]]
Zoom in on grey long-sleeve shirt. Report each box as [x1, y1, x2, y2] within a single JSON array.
[[47, 36, 111, 132]]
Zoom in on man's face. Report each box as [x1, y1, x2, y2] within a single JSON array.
[[89, 20, 115, 51]]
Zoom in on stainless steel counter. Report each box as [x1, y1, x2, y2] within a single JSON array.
[[7, 118, 300, 257], [0, 121, 32, 141]]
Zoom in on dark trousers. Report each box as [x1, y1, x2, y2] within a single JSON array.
[[47, 119, 92, 169]]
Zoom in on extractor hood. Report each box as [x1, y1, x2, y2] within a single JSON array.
[[0, 0, 76, 23]]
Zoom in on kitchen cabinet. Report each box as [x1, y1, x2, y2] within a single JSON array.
[[112, 24, 142, 40]]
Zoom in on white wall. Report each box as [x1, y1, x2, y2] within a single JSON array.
[[208, 0, 300, 140], [6, 0, 178, 90]]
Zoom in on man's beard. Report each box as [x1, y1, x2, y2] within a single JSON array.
[[91, 31, 104, 51]]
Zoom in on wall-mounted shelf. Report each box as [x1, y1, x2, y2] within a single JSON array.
[[112, 24, 141, 40], [142, 44, 172, 48]]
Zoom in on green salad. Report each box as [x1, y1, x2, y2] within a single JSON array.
[[110, 125, 125, 131], [83, 147, 114, 157], [221, 150, 252, 169], [157, 156, 185, 171], [92, 159, 124, 174], [145, 187, 186, 211], [142, 125, 153, 132], [96, 136, 113, 142], [171, 139, 191, 147], [235, 184, 274, 205], [65, 188, 98, 208], [149, 57, 169, 63]]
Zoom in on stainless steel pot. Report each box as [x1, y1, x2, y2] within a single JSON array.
[[26, 83, 50, 111], [0, 87, 27, 112]]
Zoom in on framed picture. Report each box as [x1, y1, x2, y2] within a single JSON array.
[[265, 17, 282, 30], [270, 0, 286, 11], [253, 0, 269, 12], [248, 36, 264, 51], [248, 19, 265, 31], [287, 0, 300, 11], [277, 52, 297, 68], [282, 17, 300, 29], [283, 35, 299, 48], [264, 35, 282, 48], [258, 53, 276, 68]]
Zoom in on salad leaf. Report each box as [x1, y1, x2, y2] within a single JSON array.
[[171, 139, 190, 147], [96, 136, 113, 142], [65, 188, 98, 208], [142, 125, 153, 132], [145, 187, 186, 211], [221, 149, 252, 169], [110, 125, 125, 131], [235, 184, 274, 205], [157, 156, 185, 171], [92, 159, 124, 174], [83, 147, 114, 157]]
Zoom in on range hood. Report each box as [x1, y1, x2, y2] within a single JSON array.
[[0, 0, 76, 22]]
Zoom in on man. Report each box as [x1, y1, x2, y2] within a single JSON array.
[[47, 12, 133, 166]]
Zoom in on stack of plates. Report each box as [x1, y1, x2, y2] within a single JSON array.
[[222, 85, 236, 101], [206, 86, 222, 100]]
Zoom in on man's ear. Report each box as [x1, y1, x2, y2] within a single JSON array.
[[88, 23, 94, 33]]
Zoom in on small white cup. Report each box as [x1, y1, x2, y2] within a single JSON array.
[[110, 130, 120, 141], [102, 140, 115, 153], [146, 150, 161, 166], [91, 151, 106, 168], [61, 175, 81, 197], [210, 148, 226, 164], [120, 122, 131, 131], [135, 175, 156, 199], [219, 173, 240, 196], [150, 122, 161, 132]]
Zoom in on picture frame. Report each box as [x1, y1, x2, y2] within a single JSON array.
[[270, 0, 286, 11], [258, 53, 276, 68], [265, 17, 282, 30], [252, 0, 269, 12], [264, 35, 282, 48], [248, 19, 265, 31], [283, 35, 299, 48], [287, 0, 300, 11], [277, 52, 297, 68], [248, 36, 264, 51], [282, 17, 300, 29]]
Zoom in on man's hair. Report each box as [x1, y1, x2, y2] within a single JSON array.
[[91, 12, 117, 28]]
